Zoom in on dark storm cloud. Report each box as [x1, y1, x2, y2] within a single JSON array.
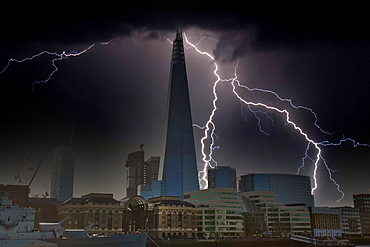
[[3, 3, 369, 58]]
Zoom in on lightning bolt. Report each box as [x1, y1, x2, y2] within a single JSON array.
[[183, 32, 369, 202], [0, 39, 117, 90]]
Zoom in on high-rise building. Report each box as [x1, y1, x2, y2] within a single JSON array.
[[239, 173, 314, 207], [353, 193, 370, 236], [50, 147, 75, 202], [208, 166, 236, 189], [125, 146, 160, 198], [125, 149, 145, 198], [158, 30, 199, 199]]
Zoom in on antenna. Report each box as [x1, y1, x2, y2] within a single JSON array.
[[69, 122, 75, 149], [139, 144, 144, 152]]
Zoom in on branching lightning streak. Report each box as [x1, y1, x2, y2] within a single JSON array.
[[0, 40, 116, 90], [183, 33, 361, 202]]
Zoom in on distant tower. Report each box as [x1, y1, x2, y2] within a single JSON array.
[[50, 147, 75, 202], [158, 29, 199, 199], [50, 124, 75, 202], [124, 148, 145, 197]]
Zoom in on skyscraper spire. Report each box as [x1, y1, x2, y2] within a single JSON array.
[[158, 30, 199, 199]]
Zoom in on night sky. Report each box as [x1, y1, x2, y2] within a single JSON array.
[[1, 4, 370, 207]]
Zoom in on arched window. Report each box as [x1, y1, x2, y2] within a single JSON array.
[[167, 211, 171, 228], [89, 209, 93, 213], [114, 210, 119, 214], [68, 209, 73, 213], [178, 211, 182, 228], [102, 210, 106, 214], [162, 211, 166, 214], [75, 210, 79, 214]]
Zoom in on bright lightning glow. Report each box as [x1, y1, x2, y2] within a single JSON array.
[[183, 32, 368, 202]]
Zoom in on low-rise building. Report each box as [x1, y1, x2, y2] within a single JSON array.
[[239, 191, 311, 236], [336, 207, 362, 237], [58, 193, 123, 235], [147, 196, 197, 239], [310, 207, 341, 238], [184, 187, 244, 238]]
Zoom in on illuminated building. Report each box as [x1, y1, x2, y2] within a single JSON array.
[[158, 30, 199, 199], [50, 147, 75, 202]]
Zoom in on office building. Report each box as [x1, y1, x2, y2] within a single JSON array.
[[239, 173, 314, 207], [184, 187, 244, 238], [239, 191, 311, 236], [125, 145, 160, 198], [125, 149, 145, 197], [147, 196, 197, 239], [50, 147, 75, 202], [353, 193, 370, 236], [208, 166, 236, 189], [310, 207, 341, 238], [58, 193, 123, 235], [158, 30, 199, 199]]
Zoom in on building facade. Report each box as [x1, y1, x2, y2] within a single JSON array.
[[50, 147, 75, 202], [239, 173, 314, 207], [58, 193, 123, 235], [239, 191, 311, 236], [184, 187, 244, 238], [125, 150, 145, 197], [158, 30, 199, 199], [208, 166, 236, 189], [336, 207, 362, 237], [353, 193, 370, 237], [310, 207, 341, 238], [147, 196, 197, 239]]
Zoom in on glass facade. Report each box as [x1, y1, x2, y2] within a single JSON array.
[[159, 30, 199, 199], [50, 147, 75, 202], [208, 166, 236, 188], [239, 173, 314, 207]]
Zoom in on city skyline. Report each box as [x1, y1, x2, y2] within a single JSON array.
[[1, 6, 370, 207]]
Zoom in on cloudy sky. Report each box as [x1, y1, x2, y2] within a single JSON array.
[[1, 4, 369, 206]]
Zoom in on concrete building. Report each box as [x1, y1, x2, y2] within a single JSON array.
[[310, 207, 341, 238], [353, 193, 370, 237], [158, 30, 199, 199], [147, 196, 197, 239], [239, 173, 314, 207], [336, 207, 362, 237], [58, 193, 123, 235], [50, 147, 75, 202], [239, 191, 311, 236], [184, 187, 244, 238], [208, 166, 236, 189]]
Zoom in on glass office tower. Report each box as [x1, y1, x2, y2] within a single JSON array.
[[239, 173, 314, 207], [158, 30, 199, 199]]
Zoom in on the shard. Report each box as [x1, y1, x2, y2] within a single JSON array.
[[158, 30, 199, 199]]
